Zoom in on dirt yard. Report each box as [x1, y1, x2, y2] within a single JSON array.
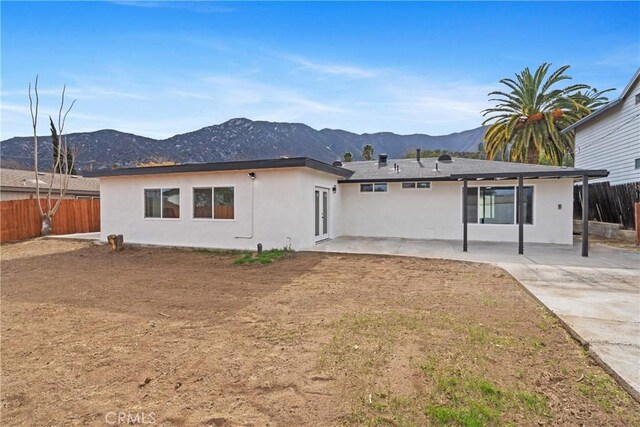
[[1, 239, 638, 426]]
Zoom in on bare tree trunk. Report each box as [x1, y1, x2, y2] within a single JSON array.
[[28, 76, 78, 237], [41, 215, 52, 236], [29, 76, 44, 218]]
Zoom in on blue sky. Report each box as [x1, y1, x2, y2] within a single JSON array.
[[1, 1, 639, 140]]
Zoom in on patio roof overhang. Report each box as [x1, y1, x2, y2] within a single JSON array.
[[338, 168, 609, 184], [458, 169, 607, 258], [450, 169, 609, 181]]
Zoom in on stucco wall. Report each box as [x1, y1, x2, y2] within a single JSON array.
[[99, 167, 341, 251], [100, 168, 574, 249], [338, 178, 574, 244]]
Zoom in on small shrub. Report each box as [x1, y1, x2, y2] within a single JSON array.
[[233, 248, 291, 265]]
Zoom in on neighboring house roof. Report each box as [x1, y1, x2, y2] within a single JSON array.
[[339, 157, 608, 182], [84, 157, 353, 178], [0, 168, 100, 194], [562, 67, 640, 133]]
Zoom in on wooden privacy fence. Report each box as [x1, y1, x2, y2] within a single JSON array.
[[194, 205, 235, 219], [0, 198, 100, 242], [574, 181, 640, 230]]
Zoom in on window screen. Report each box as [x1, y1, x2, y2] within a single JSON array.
[[373, 182, 388, 192], [162, 188, 180, 218], [214, 187, 234, 219], [360, 183, 373, 192], [479, 187, 514, 224], [193, 188, 213, 218], [144, 189, 161, 218]]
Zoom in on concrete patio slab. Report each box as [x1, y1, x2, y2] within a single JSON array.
[[47, 232, 101, 241], [309, 236, 640, 400]]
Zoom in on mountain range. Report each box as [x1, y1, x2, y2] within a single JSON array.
[[0, 118, 487, 172]]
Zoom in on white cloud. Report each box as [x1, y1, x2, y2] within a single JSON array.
[[2, 48, 497, 140], [200, 74, 348, 114], [283, 54, 377, 79], [109, 1, 235, 13], [594, 43, 640, 69], [2, 85, 150, 101], [0, 102, 28, 114]]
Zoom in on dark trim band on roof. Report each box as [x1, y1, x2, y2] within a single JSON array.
[[338, 176, 454, 184], [449, 169, 609, 180], [84, 157, 353, 178], [338, 169, 609, 183]]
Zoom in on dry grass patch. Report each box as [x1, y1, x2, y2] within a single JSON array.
[[1, 239, 638, 426]]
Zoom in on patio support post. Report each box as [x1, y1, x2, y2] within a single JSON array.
[[518, 175, 524, 255], [582, 174, 589, 257], [463, 179, 468, 252]]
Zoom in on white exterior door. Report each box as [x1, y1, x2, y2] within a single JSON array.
[[314, 187, 329, 242]]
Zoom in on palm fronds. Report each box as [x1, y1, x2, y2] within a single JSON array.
[[482, 63, 612, 165]]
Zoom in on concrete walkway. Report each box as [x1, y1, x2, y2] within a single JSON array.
[[47, 232, 101, 241], [310, 236, 640, 399]]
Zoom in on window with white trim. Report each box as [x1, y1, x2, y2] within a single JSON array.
[[402, 181, 431, 189], [145, 188, 180, 218], [360, 182, 387, 192], [464, 186, 533, 225], [193, 187, 234, 219]]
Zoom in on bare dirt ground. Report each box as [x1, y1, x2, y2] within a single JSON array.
[[588, 235, 640, 252], [1, 239, 638, 426]]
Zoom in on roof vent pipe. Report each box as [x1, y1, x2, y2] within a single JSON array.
[[378, 154, 388, 165], [416, 148, 421, 162]]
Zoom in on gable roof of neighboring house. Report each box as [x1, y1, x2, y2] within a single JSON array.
[[0, 168, 100, 195], [339, 157, 608, 182], [562, 67, 640, 133], [84, 157, 353, 178]]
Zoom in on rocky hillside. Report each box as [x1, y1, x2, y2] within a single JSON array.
[[0, 118, 487, 171]]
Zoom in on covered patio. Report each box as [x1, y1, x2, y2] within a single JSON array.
[[310, 236, 637, 268], [455, 170, 608, 257]]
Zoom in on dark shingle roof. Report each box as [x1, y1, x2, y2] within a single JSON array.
[[339, 157, 607, 182], [80, 156, 607, 182]]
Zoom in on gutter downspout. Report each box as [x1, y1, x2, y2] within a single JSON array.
[[235, 174, 255, 239]]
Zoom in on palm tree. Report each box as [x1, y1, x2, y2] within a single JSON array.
[[571, 87, 613, 111], [362, 144, 375, 161], [343, 152, 353, 162], [482, 63, 611, 165]]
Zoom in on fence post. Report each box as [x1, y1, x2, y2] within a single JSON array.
[[635, 202, 640, 246], [582, 175, 589, 257]]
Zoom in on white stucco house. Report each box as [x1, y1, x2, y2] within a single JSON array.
[[564, 68, 640, 185], [86, 154, 607, 253]]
